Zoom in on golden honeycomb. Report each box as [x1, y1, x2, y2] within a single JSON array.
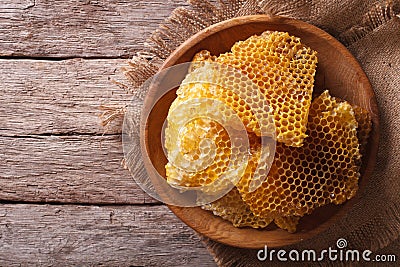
[[165, 105, 263, 195], [165, 118, 230, 188], [192, 49, 217, 63], [237, 91, 361, 219], [273, 216, 300, 233], [189, 50, 217, 72], [173, 63, 274, 137], [163, 31, 370, 233], [164, 57, 275, 191], [215, 31, 318, 147], [202, 91, 368, 232], [353, 106, 372, 157], [202, 186, 301, 232], [203, 192, 307, 232], [201, 188, 273, 228], [170, 82, 261, 137]]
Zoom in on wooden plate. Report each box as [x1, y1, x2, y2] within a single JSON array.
[[144, 15, 379, 248]]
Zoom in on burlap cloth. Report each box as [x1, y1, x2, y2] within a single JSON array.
[[103, 0, 400, 265]]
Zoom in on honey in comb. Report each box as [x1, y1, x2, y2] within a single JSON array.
[[201, 188, 273, 228], [175, 62, 275, 137], [353, 105, 372, 157], [171, 80, 262, 137], [164, 55, 276, 190], [274, 216, 300, 233], [201, 187, 302, 231], [189, 50, 217, 72], [165, 117, 230, 188], [237, 91, 361, 219], [215, 31, 318, 147], [165, 116, 263, 195], [163, 31, 370, 233], [203, 92, 371, 232]]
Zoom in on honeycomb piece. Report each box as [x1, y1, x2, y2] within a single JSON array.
[[189, 50, 217, 72], [216, 31, 318, 147], [202, 187, 302, 231], [202, 184, 302, 232], [201, 188, 273, 228], [174, 62, 275, 137], [164, 60, 275, 191], [237, 90, 361, 218], [163, 32, 367, 233], [353, 106, 372, 156], [192, 49, 217, 63], [171, 82, 261, 136], [274, 216, 300, 233], [165, 109, 262, 195], [165, 118, 230, 188]]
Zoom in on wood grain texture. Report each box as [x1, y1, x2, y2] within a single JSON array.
[[0, 134, 158, 204], [0, 0, 187, 58], [0, 58, 131, 136], [0, 204, 216, 266], [0, 1, 217, 265], [0, 58, 158, 204]]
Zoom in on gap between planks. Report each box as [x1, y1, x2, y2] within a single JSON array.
[[0, 1, 216, 265], [0, 59, 156, 204], [0, 134, 157, 204], [0, 199, 162, 207], [0, 55, 131, 61]]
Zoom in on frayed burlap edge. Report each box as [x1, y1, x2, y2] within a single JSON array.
[[100, 0, 400, 266], [339, 0, 400, 45]]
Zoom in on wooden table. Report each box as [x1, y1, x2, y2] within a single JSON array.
[[0, 1, 216, 265]]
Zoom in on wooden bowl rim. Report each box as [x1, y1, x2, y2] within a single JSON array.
[[152, 14, 380, 248]]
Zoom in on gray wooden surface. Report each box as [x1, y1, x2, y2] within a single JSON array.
[[0, 1, 216, 266]]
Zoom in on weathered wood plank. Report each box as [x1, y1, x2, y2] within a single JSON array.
[[0, 0, 187, 58], [0, 134, 157, 204], [0, 204, 216, 266], [0, 58, 131, 136]]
